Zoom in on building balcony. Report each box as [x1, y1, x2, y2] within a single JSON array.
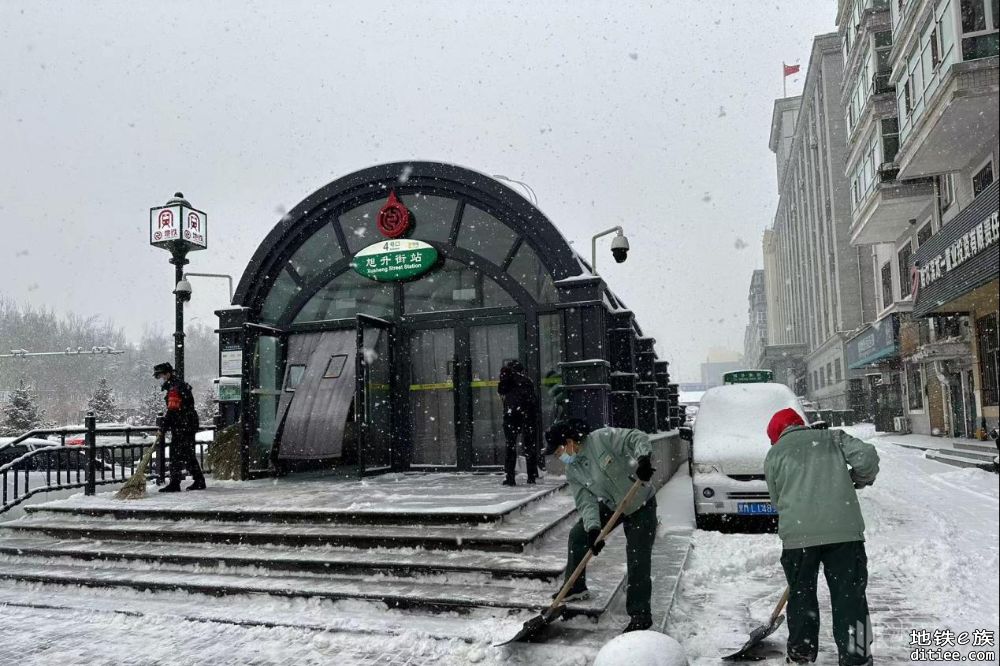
[[850, 164, 934, 244], [897, 57, 1000, 179]]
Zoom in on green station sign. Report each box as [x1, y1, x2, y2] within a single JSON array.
[[352, 239, 438, 282], [723, 369, 774, 385]]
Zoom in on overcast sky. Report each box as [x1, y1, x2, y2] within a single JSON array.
[[0, 1, 833, 381]]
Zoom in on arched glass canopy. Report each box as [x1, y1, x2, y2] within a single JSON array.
[[235, 163, 578, 326]]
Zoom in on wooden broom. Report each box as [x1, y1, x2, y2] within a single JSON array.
[[115, 432, 163, 500]]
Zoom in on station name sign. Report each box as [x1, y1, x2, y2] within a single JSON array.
[[150, 204, 208, 251], [352, 239, 438, 282], [917, 209, 998, 291]]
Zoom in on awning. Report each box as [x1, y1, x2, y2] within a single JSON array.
[[846, 314, 900, 370]]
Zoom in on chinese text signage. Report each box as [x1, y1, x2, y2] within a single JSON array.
[[352, 239, 438, 282], [150, 204, 208, 252]]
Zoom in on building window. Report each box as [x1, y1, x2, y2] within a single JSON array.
[[834, 358, 843, 382], [917, 221, 933, 246], [939, 174, 955, 212], [906, 364, 924, 409], [819, 367, 826, 388], [881, 118, 900, 163], [881, 261, 894, 309], [814, 370, 820, 390], [284, 364, 306, 391], [960, 0, 1000, 59], [972, 159, 995, 197], [898, 243, 913, 298], [323, 355, 348, 379], [826, 362, 833, 385], [977, 313, 999, 406]]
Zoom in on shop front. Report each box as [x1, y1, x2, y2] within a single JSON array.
[[847, 313, 904, 432], [912, 180, 1000, 436], [216, 162, 675, 478]]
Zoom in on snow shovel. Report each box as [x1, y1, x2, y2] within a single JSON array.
[[722, 586, 789, 661], [494, 477, 646, 647], [114, 432, 162, 500]]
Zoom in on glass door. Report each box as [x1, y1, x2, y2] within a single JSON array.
[[356, 314, 394, 474], [246, 324, 286, 474], [468, 322, 522, 467], [408, 326, 458, 466]]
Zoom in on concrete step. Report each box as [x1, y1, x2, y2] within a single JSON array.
[[924, 450, 990, 469], [24, 480, 568, 527], [0, 533, 567, 580], [937, 447, 997, 463], [1, 496, 577, 553], [952, 441, 998, 455], [0, 556, 614, 617]]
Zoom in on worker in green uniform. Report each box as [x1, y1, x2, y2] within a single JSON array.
[[544, 418, 657, 633]]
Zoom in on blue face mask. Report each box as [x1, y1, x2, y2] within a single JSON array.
[[560, 452, 576, 465]]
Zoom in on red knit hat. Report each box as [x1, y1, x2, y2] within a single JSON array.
[[767, 408, 805, 445]]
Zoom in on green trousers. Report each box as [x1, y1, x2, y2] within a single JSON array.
[[780, 540, 872, 666], [565, 497, 657, 618]]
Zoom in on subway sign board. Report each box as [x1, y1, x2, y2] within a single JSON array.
[[723, 369, 773, 384], [352, 239, 438, 282]]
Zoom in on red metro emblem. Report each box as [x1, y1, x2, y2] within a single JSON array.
[[377, 191, 411, 239]]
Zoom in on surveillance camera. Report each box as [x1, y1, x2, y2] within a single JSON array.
[[174, 278, 193, 303], [610, 233, 630, 263]]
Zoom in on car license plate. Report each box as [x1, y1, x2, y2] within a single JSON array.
[[737, 502, 776, 515]]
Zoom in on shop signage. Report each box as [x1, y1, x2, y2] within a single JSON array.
[[847, 313, 899, 369], [722, 369, 773, 384], [214, 376, 242, 402], [352, 239, 438, 282], [149, 204, 208, 251], [913, 181, 999, 318], [376, 191, 411, 239], [220, 346, 242, 376]]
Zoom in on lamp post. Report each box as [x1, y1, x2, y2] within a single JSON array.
[[150, 192, 208, 381]]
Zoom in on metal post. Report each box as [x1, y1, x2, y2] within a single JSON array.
[[171, 249, 189, 380], [156, 411, 166, 484], [84, 411, 96, 496]]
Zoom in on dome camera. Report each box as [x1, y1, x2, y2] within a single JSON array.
[[174, 278, 193, 303], [610, 233, 630, 264]]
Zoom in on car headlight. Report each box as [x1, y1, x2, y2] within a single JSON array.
[[693, 463, 721, 475], [702, 487, 715, 498]]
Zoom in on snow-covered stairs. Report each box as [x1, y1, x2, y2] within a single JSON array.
[[0, 476, 628, 618]]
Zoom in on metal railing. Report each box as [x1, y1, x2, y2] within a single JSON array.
[[1, 413, 215, 516]]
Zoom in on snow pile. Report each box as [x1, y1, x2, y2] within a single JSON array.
[[692, 384, 804, 474], [594, 631, 688, 666]]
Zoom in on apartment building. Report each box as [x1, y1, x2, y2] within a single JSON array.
[[837, 0, 999, 436], [743, 269, 768, 370], [761, 33, 872, 409]]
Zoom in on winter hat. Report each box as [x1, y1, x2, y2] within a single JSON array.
[[543, 418, 593, 455], [767, 408, 805, 445]]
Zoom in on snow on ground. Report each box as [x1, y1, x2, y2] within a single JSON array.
[[668, 425, 999, 664]]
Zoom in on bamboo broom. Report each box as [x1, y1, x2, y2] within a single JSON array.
[[115, 432, 163, 500]]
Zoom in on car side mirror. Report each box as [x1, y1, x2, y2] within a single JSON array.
[[679, 426, 693, 442]]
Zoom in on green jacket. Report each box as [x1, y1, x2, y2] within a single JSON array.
[[764, 425, 880, 549], [565, 427, 656, 532]]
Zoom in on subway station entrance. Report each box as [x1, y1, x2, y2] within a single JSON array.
[[219, 162, 675, 478]]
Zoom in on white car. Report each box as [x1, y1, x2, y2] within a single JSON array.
[[682, 382, 808, 530]]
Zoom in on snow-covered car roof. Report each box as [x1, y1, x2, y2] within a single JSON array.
[[692, 383, 806, 473]]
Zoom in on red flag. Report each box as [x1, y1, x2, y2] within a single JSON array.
[[783, 63, 801, 77]]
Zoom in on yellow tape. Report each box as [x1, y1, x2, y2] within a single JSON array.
[[409, 382, 454, 391], [470, 380, 500, 388]]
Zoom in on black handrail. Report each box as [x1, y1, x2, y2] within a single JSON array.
[[1, 411, 215, 516]]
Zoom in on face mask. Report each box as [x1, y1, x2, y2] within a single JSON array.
[[560, 452, 576, 465]]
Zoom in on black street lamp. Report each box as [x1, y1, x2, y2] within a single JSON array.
[[150, 192, 208, 381]]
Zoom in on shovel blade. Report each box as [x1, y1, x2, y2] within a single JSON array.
[[493, 606, 564, 647], [721, 614, 785, 661]]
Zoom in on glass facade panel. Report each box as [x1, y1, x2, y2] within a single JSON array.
[[292, 270, 394, 323], [404, 259, 515, 313], [401, 194, 458, 244], [260, 269, 302, 324], [339, 199, 385, 253], [538, 313, 564, 433], [287, 223, 343, 284], [409, 328, 457, 465], [456, 205, 518, 267], [507, 243, 557, 303], [470, 323, 520, 467]]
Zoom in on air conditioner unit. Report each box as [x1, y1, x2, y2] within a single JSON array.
[[893, 416, 911, 434]]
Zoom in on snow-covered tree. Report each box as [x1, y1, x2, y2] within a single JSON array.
[[87, 377, 120, 423], [136, 388, 164, 426], [1, 378, 45, 436], [197, 387, 216, 425]]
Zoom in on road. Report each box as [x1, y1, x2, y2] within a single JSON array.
[[667, 426, 1000, 664]]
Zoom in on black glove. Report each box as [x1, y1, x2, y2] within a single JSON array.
[[586, 529, 605, 556], [636, 455, 655, 482]]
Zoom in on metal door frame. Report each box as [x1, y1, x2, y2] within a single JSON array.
[[241, 322, 288, 479], [356, 314, 394, 476], [399, 313, 526, 471]]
